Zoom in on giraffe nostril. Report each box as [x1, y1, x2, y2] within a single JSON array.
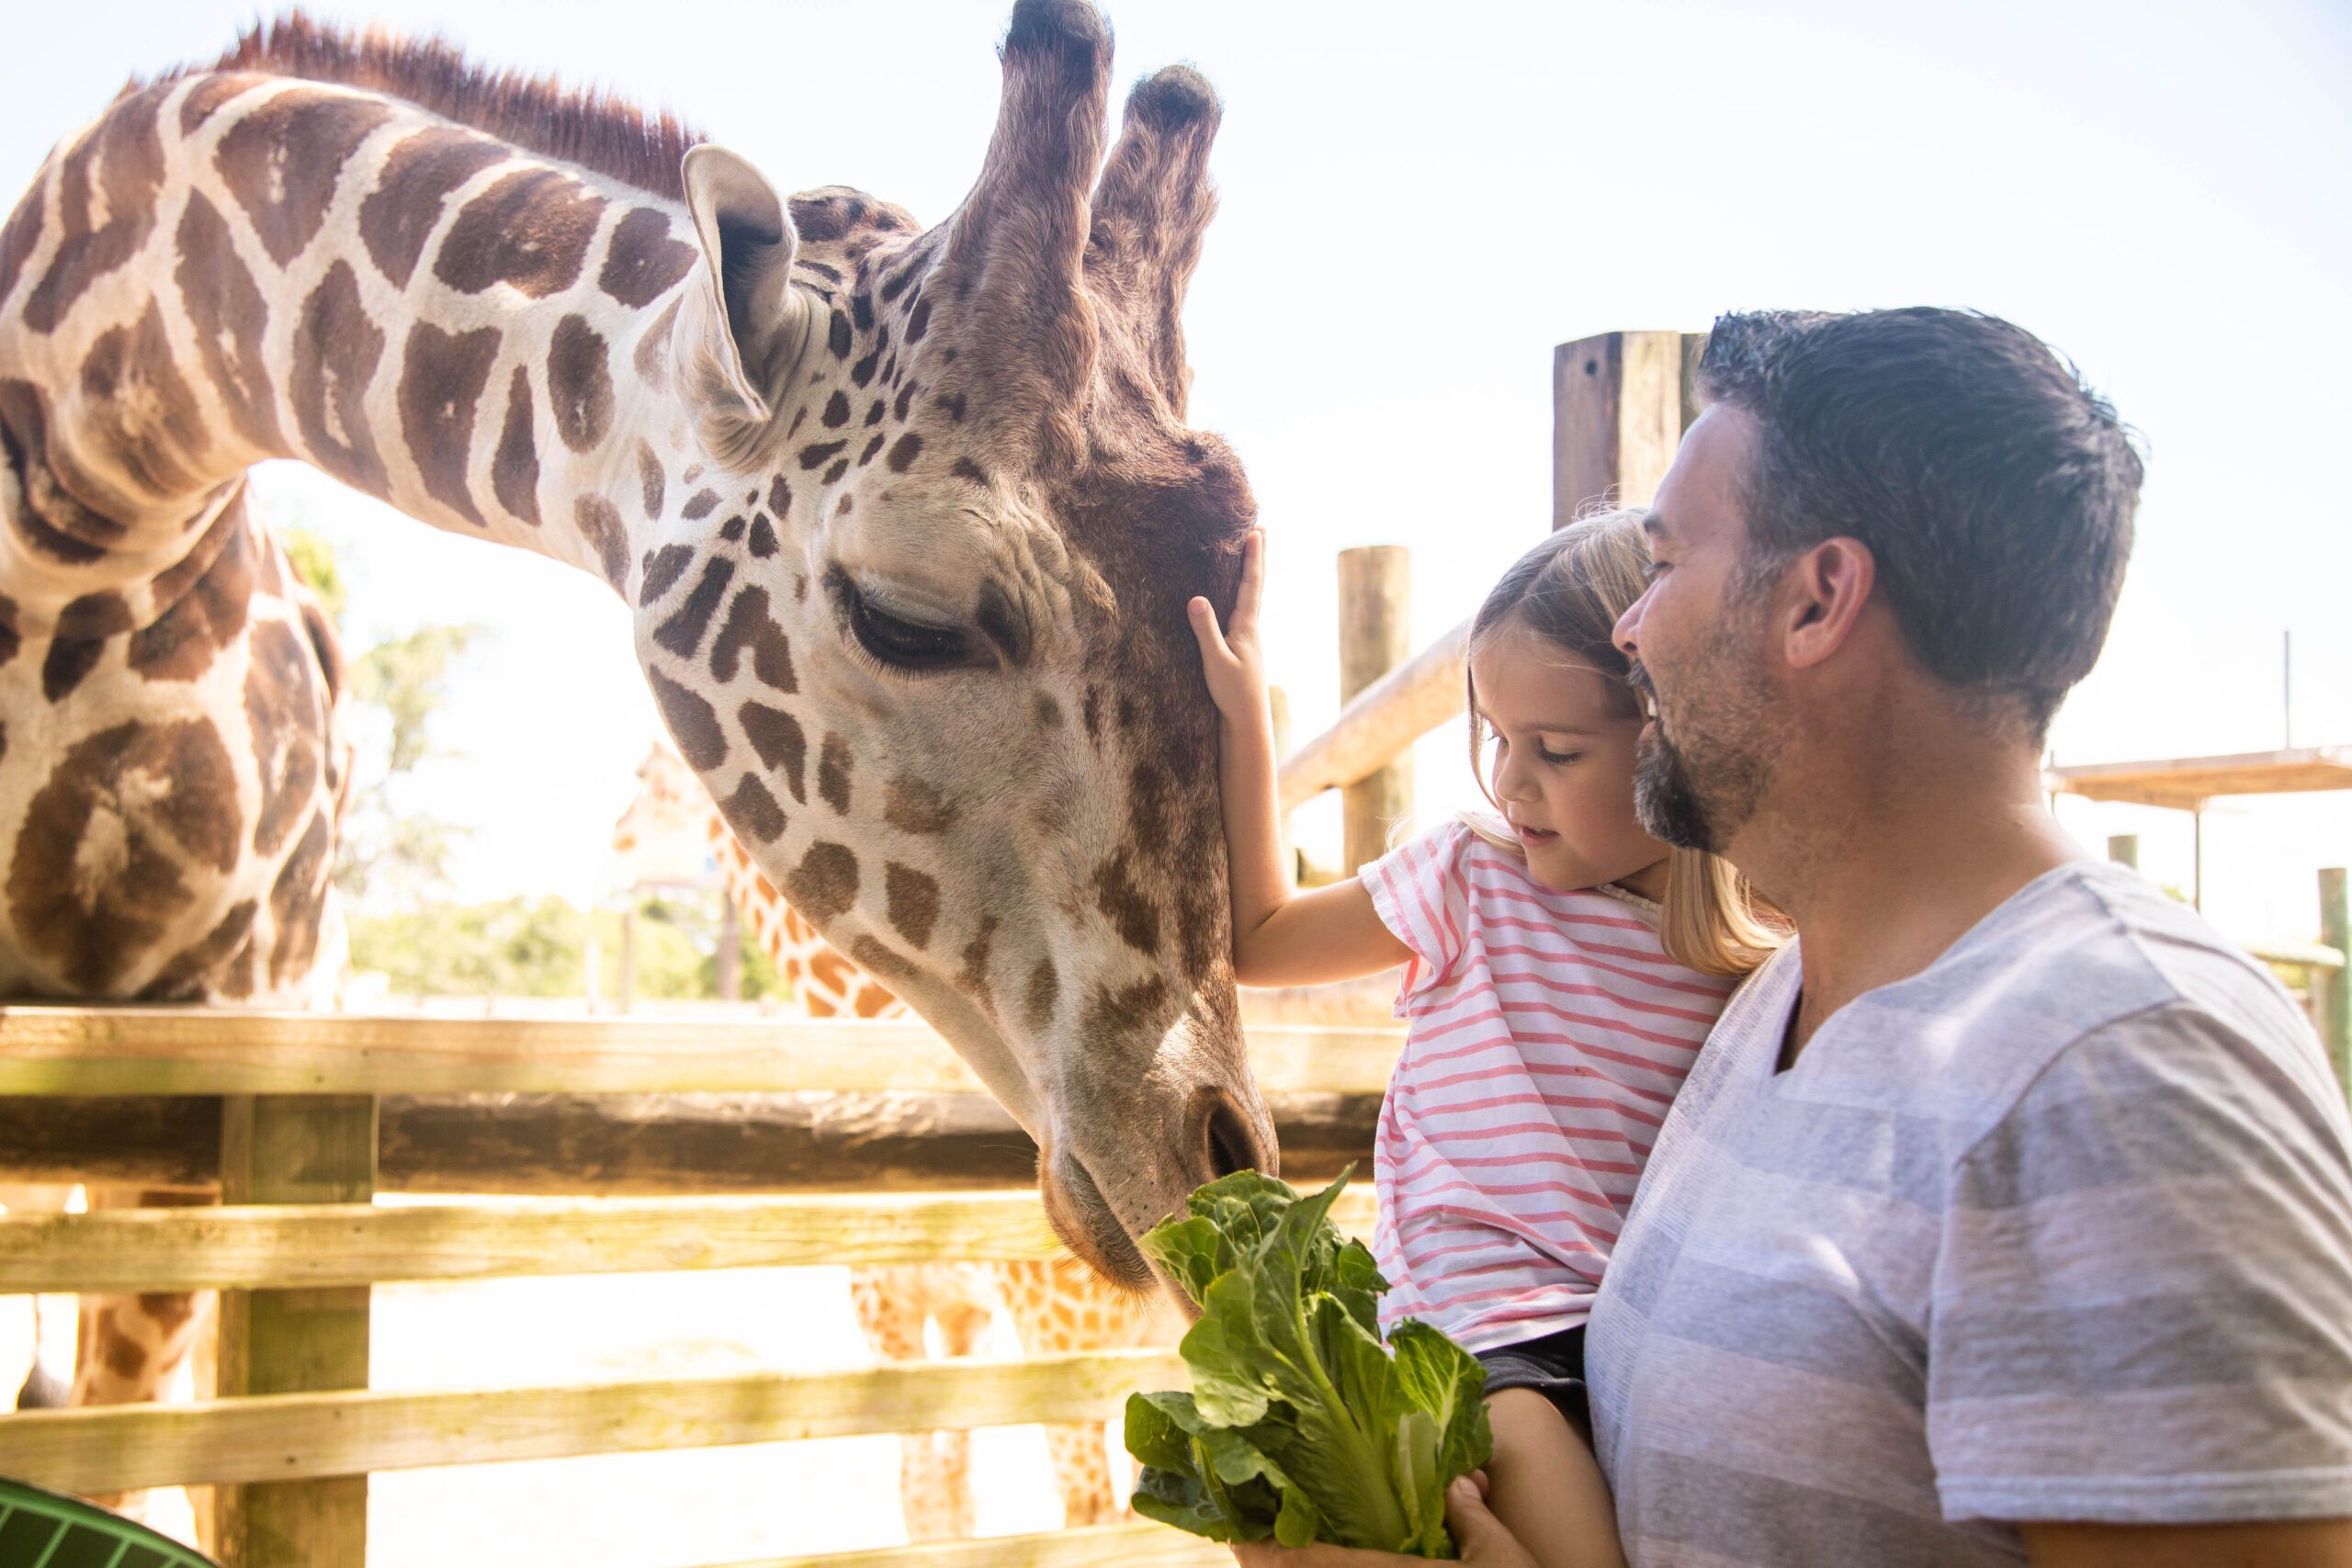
[[1204, 1096, 1259, 1182]]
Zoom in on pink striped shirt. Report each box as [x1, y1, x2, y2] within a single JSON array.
[[1361, 822, 1736, 1353]]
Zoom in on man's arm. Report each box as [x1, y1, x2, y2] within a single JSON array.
[[2022, 1517, 2352, 1567]]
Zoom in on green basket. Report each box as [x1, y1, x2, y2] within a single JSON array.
[[0, 1475, 220, 1567]]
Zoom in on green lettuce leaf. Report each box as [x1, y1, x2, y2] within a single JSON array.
[[1127, 1168, 1496, 1559]]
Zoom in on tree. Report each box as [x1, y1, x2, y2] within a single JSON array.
[[334, 621, 484, 904]]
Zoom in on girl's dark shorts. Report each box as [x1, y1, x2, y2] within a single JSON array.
[[1474, 1324, 1589, 1427]]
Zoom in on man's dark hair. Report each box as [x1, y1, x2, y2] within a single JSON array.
[[1699, 308, 2143, 737]]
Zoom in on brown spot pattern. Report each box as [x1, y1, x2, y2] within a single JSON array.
[[492, 367, 540, 525], [1024, 957, 1059, 1032], [886, 433, 923, 473], [885, 863, 940, 949], [129, 505, 255, 681], [680, 489, 721, 520], [548, 314, 614, 452], [359, 126, 509, 288], [817, 733, 854, 814], [246, 619, 325, 856], [599, 207, 696, 307], [649, 669, 726, 770], [634, 299, 680, 390], [747, 515, 779, 558], [720, 773, 786, 843], [637, 445, 665, 517], [435, 167, 605, 297], [175, 192, 283, 454], [8, 718, 241, 992], [741, 702, 807, 802], [883, 778, 958, 835], [1093, 850, 1160, 954], [639, 544, 694, 605], [290, 262, 391, 496], [77, 302, 205, 498], [710, 587, 796, 691], [573, 495, 629, 589], [652, 558, 733, 657], [398, 322, 502, 525], [267, 809, 334, 985], [139, 897, 257, 1001], [786, 842, 860, 921], [23, 88, 164, 333], [215, 87, 390, 265]]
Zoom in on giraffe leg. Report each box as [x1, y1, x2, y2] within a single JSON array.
[[996, 1259, 1157, 1527], [852, 1268, 972, 1543], [1045, 1420, 1124, 1528], [74, 1189, 216, 1536]]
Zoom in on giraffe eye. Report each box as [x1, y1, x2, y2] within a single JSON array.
[[829, 569, 968, 671]]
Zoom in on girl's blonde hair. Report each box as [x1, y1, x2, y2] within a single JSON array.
[[1464, 508, 1782, 978]]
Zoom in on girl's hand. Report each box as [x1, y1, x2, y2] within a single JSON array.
[[1229, 1475, 1543, 1568], [1190, 526, 1268, 726]]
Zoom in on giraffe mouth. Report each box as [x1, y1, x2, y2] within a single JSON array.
[[1039, 1150, 1154, 1292]]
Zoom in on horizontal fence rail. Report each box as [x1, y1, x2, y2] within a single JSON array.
[[0, 1348, 1187, 1496], [0, 1189, 1383, 1294], [0, 1008, 1404, 1098], [743, 1521, 1231, 1568]]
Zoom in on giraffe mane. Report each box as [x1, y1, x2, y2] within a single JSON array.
[[138, 9, 706, 201]]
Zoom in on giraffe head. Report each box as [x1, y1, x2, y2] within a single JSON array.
[[634, 0, 1271, 1287]]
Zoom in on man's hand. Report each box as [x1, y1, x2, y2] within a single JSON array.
[[1230, 1474, 1543, 1568], [1189, 526, 1269, 727]]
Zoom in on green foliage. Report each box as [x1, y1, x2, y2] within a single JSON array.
[[349, 894, 777, 1002], [335, 622, 485, 904], [1125, 1169, 1491, 1558], [277, 526, 348, 621]]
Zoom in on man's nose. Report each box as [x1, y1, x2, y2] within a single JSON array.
[[1612, 588, 1650, 660]]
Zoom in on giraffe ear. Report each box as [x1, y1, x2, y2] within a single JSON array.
[[680, 145, 810, 431]]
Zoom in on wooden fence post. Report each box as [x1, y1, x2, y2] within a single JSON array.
[[1338, 547, 1412, 875], [215, 1094, 377, 1567], [2320, 867, 2349, 1094], [2108, 834, 2140, 870], [1553, 331, 1690, 525]]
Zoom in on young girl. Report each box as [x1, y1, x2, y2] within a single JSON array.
[[1190, 510, 1779, 1568]]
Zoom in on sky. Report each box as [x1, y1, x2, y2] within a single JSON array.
[[5, 0, 2348, 947]]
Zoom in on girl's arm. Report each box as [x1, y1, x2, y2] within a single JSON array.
[[1190, 530, 1410, 988]]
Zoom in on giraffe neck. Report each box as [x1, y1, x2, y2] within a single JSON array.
[[699, 795, 905, 1020], [0, 70, 710, 632]]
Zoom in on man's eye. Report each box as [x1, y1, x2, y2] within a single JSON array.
[[831, 572, 967, 671]]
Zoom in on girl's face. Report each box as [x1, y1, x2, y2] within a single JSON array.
[[1472, 623, 1670, 895]]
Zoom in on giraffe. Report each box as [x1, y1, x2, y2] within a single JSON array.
[[614, 739, 1178, 1537], [0, 0, 1274, 1525]]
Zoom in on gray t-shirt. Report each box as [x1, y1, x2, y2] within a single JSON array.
[[1585, 860, 2352, 1565]]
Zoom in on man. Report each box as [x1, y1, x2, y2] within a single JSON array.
[[1588, 308, 2352, 1564], [1237, 310, 2352, 1567]]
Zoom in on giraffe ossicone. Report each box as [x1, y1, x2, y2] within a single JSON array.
[[0, 0, 1272, 1292]]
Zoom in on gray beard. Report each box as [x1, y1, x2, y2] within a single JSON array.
[[1634, 727, 1723, 852], [1634, 720, 1770, 857]]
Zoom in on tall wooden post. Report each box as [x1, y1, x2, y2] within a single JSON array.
[[1339, 547, 1412, 875], [1553, 331, 1691, 525], [216, 1095, 377, 1566], [2319, 867, 2349, 1094], [1268, 684, 1297, 890]]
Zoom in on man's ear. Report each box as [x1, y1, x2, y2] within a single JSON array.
[[678, 144, 809, 423], [1781, 537, 1876, 671]]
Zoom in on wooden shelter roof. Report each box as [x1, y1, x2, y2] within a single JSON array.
[[2045, 747, 2352, 811]]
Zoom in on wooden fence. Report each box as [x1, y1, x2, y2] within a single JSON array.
[[0, 1009, 1394, 1568]]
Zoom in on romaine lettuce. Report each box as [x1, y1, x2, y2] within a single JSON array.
[[1125, 1168, 1492, 1558]]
